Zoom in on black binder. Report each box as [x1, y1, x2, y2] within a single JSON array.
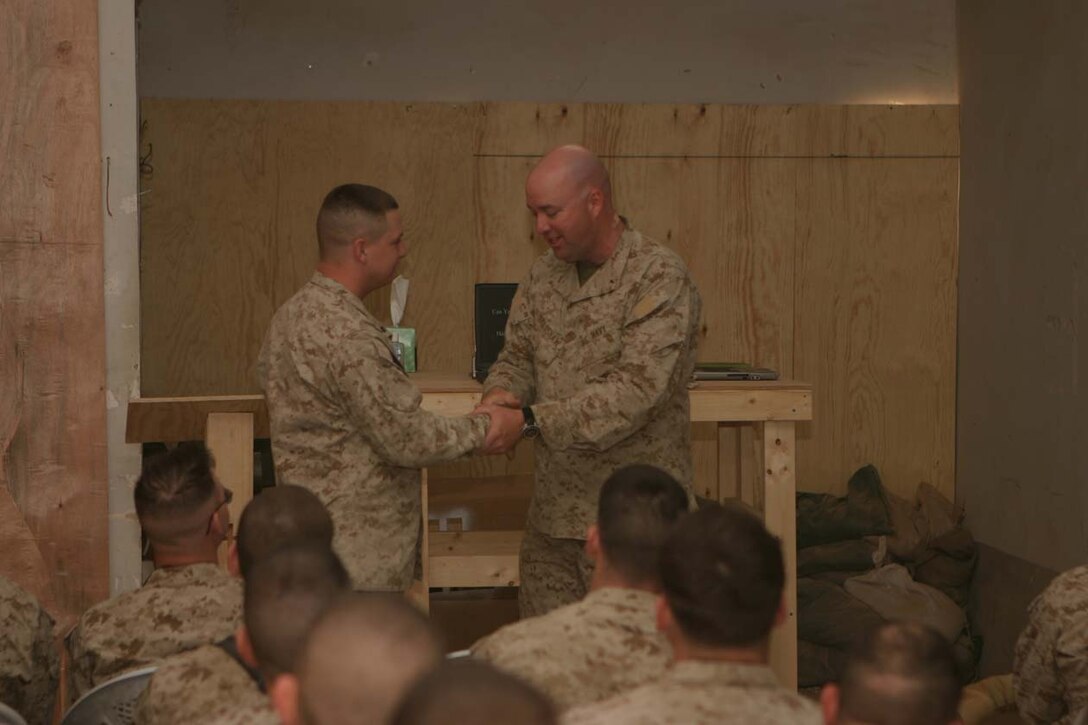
[[473, 283, 518, 381]]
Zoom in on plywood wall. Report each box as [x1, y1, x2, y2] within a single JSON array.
[[140, 100, 958, 499], [1, 0, 109, 625]]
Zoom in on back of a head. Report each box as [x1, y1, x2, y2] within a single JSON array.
[[244, 544, 350, 679], [660, 503, 784, 648], [597, 464, 689, 587], [133, 442, 218, 545], [838, 621, 961, 725], [236, 485, 334, 577], [316, 183, 398, 259], [391, 660, 556, 725], [297, 592, 443, 725]]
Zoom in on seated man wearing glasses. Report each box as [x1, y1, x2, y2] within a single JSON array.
[[66, 443, 241, 701]]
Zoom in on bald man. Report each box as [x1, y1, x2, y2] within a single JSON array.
[[259, 184, 503, 591], [272, 592, 444, 725], [478, 145, 702, 616]]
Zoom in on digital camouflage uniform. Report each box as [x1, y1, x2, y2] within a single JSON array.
[[472, 587, 669, 710], [0, 575, 58, 725], [135, 643, 264, 725], [484, 226, 701, 616], [1014, 564, 1088, 724], [258, 273, 487, 590], [562, 660, 821, 725], [66, 563, 241, 701]]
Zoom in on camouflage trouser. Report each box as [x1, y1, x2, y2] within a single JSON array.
[[518, 523, 594, 619]]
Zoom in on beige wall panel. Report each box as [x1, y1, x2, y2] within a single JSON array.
[[1, 0, 109, 624], [140, 101, 957, 501], [794, 158, 958, 497], [476, 103, 585, 156]]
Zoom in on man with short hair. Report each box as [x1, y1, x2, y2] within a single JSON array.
[[136, 485, 341, 724], [478, 145, 702, 617], [272, 592, 444, 725], [821, 621, 962, 725], [259, 184, 508, 591], [0, 575, 58, 725], [1014, 564, 1088, 724], [472, 464, 686, 708], [66, 443, 241, 700], [392, 660, 557, 725], [564, 504, 820, 724]]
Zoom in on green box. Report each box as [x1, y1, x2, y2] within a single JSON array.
[[387, 327, 417, 372]]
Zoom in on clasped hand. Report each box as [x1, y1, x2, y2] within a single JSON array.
[[473, 388, 524, 455]]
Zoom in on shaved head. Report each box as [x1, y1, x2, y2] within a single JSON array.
[[835, 621, 961, 725], [392, 660, 557, 725], [528, 145, 613, 202], [316, 184, 399, 260], [235, 485, 334, 578], [297, 593, 444, 725]]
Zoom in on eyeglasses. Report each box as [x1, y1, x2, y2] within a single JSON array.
[[206, 487, 234, 535]]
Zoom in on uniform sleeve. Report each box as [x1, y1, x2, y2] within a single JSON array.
[[330, 337, 487, 468], [532, 268, 699, 452], [482, 274, 537, 405], [1014, 590, 1069, 723]]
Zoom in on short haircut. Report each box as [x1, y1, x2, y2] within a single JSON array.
[[298, 592, 443, 725], [236, 485, 334, 578], [838, 621, 961, 725], [133, 442, 218, 543], [244, 544, 349, 679], [597, 464, 689, 587], [316, 183, 399, 257], [391, 660, 556, 725], [660, 503, 784, 647]]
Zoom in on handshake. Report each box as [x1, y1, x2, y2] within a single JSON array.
[[472, 388, 526, 455]]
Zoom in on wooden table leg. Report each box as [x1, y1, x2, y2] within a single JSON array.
[[762, 420, 797, 689], [407, 469, 430, 613], [206, 412, 254, 568]]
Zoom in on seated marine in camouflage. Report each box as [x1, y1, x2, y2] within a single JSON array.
[[1014, 564, 1088, 724], [66, 443, 242, 700], [564, 503, 821, 725], [472, 464, 686, 709], [136, 485, 344, 725], [0, 574, 58, 725]]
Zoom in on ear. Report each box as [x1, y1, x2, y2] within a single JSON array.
[[270, 673, 302, 725], [654, 595, 672, 634], [586, 187, 604, 216], [235, 625, 258, 669], [820, 683, 840, 724], [227, 540, 241, 578], [352, 236, 369, 263], [774, 595, 787, 628], [585, 524, 601, 563]]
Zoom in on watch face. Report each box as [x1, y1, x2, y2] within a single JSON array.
[[522, 424, 541, 440]]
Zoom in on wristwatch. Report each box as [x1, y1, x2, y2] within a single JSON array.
[[521, 406, 541, 439]]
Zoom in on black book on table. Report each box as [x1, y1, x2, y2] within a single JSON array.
[[473, 283, 518, 381]]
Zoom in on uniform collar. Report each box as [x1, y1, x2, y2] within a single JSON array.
[[554, 225, 639, 303], [667, 659, 781, 689], [309, 272, 383, 329]]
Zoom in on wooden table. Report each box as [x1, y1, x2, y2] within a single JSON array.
[[126, 372, 812, 687]]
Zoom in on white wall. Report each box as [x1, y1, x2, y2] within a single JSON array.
[[138, 0, 956, 104]]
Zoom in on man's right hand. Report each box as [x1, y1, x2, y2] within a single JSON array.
[[476, 404, 525, 455], [478, 387, 522, 409]]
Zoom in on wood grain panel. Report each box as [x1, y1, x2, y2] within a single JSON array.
[[0, 0, 108, 626], [794, 158, 958, 497]]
